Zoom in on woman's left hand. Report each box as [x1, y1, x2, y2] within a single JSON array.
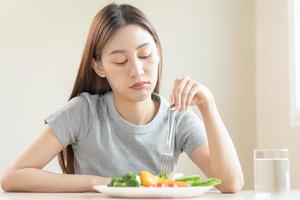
[[169, 76, 215, 112]]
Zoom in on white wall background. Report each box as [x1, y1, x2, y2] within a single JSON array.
[[256, 0, 300, 189], [0, 0, 256, 189]]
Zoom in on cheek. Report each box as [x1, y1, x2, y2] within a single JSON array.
[[105, 74, 126, 92], [100, 65, 125, 88], [105, 69, 124, 83], [146, 57, 159, 73]]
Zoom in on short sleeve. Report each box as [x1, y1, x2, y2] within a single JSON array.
[[175, 109, 207, 155], [44, 95, 91, 147]]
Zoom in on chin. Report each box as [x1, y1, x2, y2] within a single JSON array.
[[130, 91, 151, 101], [127, 88, 154, 102]]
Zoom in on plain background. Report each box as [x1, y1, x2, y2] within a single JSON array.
[[0, 0, 299, 190]]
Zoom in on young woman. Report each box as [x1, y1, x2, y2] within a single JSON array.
[[1, 3, 244, 193]]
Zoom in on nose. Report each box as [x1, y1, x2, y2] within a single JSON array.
[[129, 57, 144, 78]]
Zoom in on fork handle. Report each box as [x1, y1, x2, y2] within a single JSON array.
[[167, 109, 176, 147]]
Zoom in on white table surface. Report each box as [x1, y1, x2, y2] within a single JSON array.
[[1, 190, 300, 200]]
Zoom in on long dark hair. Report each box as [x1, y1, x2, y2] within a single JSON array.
[[58, 3, 163, 174]]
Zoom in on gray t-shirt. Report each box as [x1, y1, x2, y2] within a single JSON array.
[[45, 92, 207, 177]]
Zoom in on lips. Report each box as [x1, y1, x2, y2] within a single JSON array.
[[129, 81, 150, 90]]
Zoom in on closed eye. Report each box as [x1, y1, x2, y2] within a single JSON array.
[[139, 53, 152, 59], [114, 60, 128, 65]]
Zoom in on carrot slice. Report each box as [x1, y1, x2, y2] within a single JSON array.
[[174, 181, 191, 187]]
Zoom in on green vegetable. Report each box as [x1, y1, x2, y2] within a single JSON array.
[[126, 178, 140, 187], [175, 175, 202, 183], [122, 172, 136, 182], [108, 172, 140, 187], [176, 175, 202, 186], [158, 173, 170, 179], [107, 176, 122, 187], [192, 178, 221, 186], [176, 175, 221, 186]]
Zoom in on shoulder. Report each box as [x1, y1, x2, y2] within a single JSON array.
[[64, 92, 107, 114], [175, 108, 204, 129], [177, 108, 199, 121], [70, 92, 107, 106]]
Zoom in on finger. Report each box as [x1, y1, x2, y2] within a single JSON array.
[[173, 77, 188, 111], [186, 84, 200, 107], [170, 78, 181, 109], [181, 80, 194, 112], [170, 79, 180, 108], [169, 93, 175, 107]]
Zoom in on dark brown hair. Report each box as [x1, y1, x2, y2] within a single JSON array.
[[58, 3, 163, 174]]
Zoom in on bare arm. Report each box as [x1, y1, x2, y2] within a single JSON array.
[[189, 101, 244, 193], [1, 124, 111, 192], [170, 76, 244, 193]]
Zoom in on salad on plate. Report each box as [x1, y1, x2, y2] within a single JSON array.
[[107, 170, 221, 188], [94, 171, 221, 198]]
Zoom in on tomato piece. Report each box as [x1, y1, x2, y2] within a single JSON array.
[[156, 182, 162, 187], [143, 183, 154, 187], [167, 182, 175, 187], [156, 179, 175, 187]]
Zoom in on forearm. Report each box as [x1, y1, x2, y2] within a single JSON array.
[[1, 168, 111, 192], [198, 101, 244, 191]]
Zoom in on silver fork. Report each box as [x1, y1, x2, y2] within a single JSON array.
[[160, 107, 176, 176]]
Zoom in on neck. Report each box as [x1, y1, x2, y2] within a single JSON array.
[[113, 93, 159, 125]]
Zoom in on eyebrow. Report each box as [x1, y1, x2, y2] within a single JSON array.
[[108, 42, 150, 55]]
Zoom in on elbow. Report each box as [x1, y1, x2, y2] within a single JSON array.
[[1, 172, 16, 192], [218, 176, 244, 193], [1, 174, 10, 192], [219, 182, 244, 193]]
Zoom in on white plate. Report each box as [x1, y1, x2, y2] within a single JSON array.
[[93, 185, 213, 198]]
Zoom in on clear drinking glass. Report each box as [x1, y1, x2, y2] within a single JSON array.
[[254, 149, 290, 194]]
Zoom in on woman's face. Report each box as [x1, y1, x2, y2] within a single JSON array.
[[95, 24, 160, 102]]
